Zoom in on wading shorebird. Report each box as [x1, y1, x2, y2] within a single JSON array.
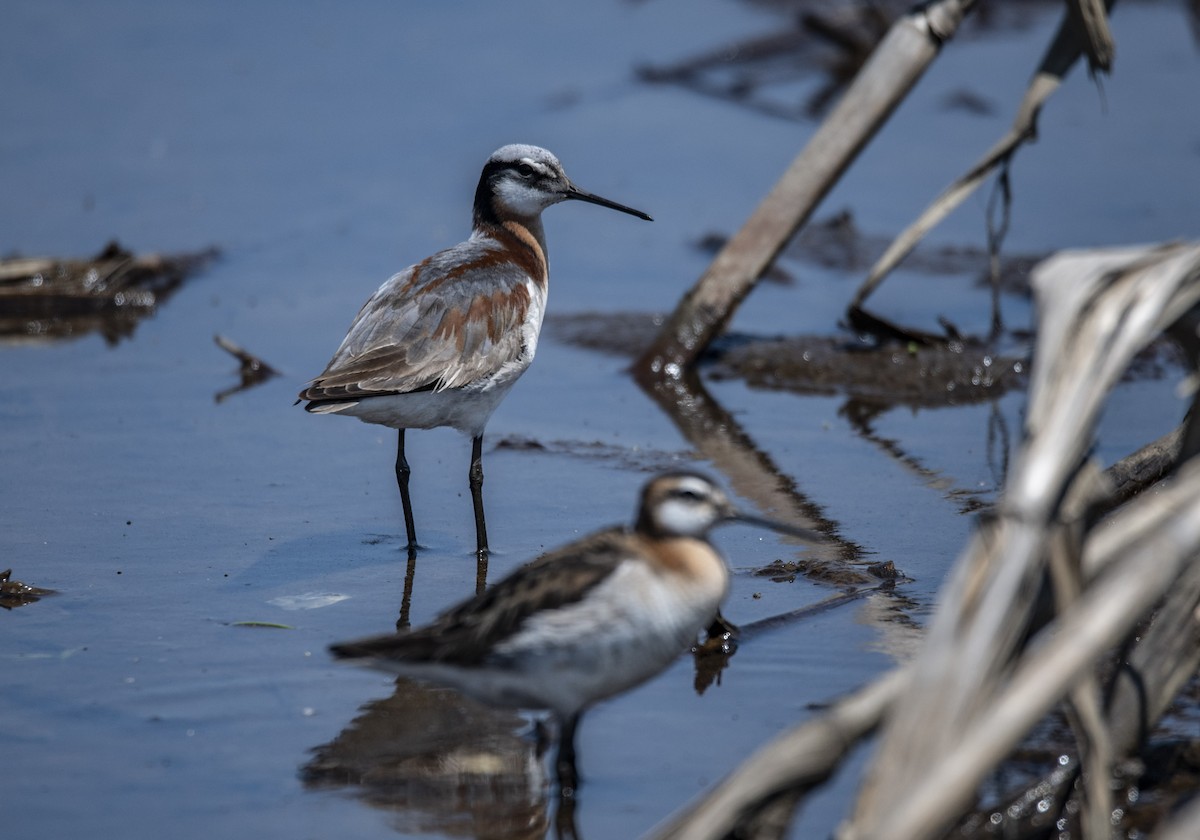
[[298, 145, 651, 561], [329, 471, 818, 793]]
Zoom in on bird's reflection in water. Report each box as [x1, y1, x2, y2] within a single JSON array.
[[303, 647, 739, 839], [302, 677, 558, 839]]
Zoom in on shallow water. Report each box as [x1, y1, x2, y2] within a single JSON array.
[[3, 2, 1199, 838]]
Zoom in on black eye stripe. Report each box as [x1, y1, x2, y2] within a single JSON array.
[[481, 159, 541, 183]]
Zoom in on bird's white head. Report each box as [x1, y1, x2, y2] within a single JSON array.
[[474, 144, 652, 226], [637, 472, 736, 539], [635, 471, 824, 544]]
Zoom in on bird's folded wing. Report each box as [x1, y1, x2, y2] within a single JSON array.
[[301, 245, 539, 401], [333, 528, 631, 666]]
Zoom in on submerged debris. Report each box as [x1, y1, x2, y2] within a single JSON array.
[[0, 240, 217, 345], [550, 311, 1027, 408], [636, 2, 1050, 122], [214, 334, 281, 402], [754, 557, 875, 587], [0, 569, 55, 609], [637, 2, 895, 119], [712, 336, 1027, 407]]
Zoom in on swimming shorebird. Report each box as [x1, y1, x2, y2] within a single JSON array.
[[298, 145, 650, 561], [329, 471, 817, 793]]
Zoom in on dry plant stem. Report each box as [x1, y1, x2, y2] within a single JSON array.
[[843, 243, 1200, 839], [1069, 0, 1116, 71], [646, 667, 909, 840], [634, 0, 975, 378], [659, 457, 1200, 840], [1062, 683, 1112, 839], [1156, 794, 1200, 840], [981, 247, 1200, 697], [848, 463, 1200, 840], [850, 0, 1116, 311], [732, 791, 804, 840], [954, 537, 1200, 836], [941, 250, 1193, 738], [1017, 245, 1200, 513], [1167, 309, 1200, 464], [1100, 425, 1182, 510], [634, 366, 857, 566], [649, 245, 1200, 840], [1088, 495, 1200, 748], [960, 542, 1200, 835], [1048, 516, 1113, 840]]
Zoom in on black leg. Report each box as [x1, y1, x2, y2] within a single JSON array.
[[469, 434, 489, 568], [394, 429, 418, 551], [396, 544, 417, 631], [553, 782, 580, 840], [556, 714, 581, 796], [705, 609, 740, 648]]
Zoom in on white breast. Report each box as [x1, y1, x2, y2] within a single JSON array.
[[490, 558, 727, 716]]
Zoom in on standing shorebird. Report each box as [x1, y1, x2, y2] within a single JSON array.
[[329, 471, 817, 793], [299, 145, 651, 561]]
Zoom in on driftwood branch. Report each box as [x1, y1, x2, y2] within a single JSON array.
[[633, 0, 976, 379]]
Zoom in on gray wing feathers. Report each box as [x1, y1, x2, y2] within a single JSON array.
[[330, 528, 632, 666], [303, 240, 536, 399]]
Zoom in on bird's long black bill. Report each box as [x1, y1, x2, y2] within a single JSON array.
[[733, 512, 824, 543], [566, 185, 653, 221]]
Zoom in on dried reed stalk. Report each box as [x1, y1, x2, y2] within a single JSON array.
[[633, 0, 976, 381], [646, 243, 1200, 839], [843, 242, 1200, 839], [849, 0, 1116, 313]]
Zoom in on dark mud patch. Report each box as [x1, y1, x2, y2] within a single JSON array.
[[710, 336, 1026, 407], [550, 311, 1028, 408], [753, 557, 901, 588], [0, 240, 217, 345], [0, 568, 55, 609]]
